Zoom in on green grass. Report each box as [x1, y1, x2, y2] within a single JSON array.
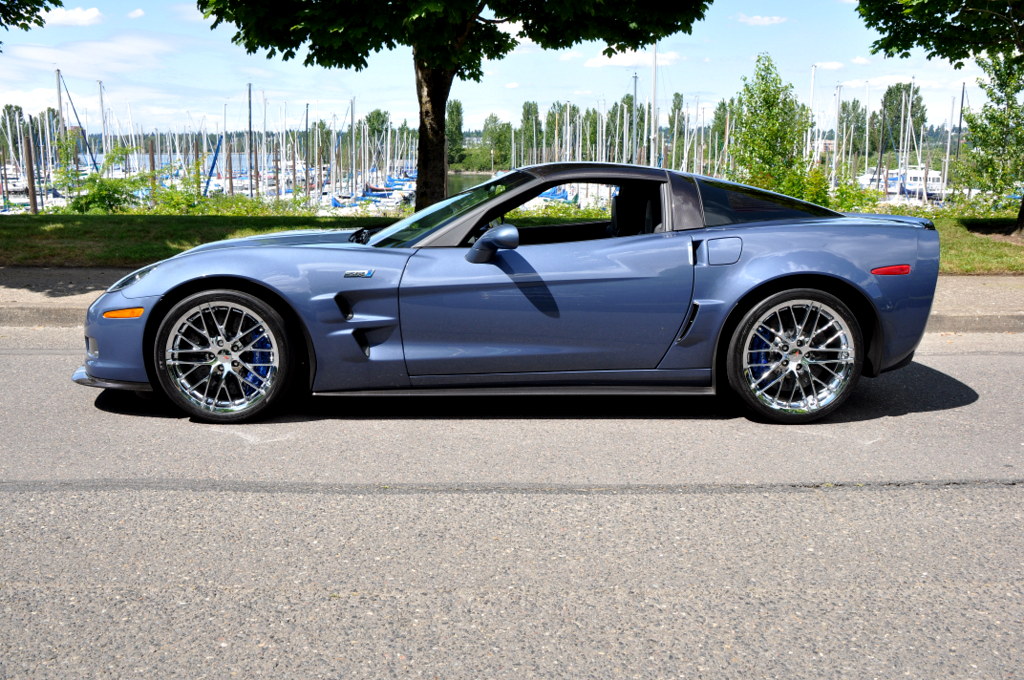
[[932, 217, 1024, 274], [0, 212, 1021, 273], [0, 214, 397, 267]]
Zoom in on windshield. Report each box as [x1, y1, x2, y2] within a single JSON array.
[[368, 172, 532, 248]]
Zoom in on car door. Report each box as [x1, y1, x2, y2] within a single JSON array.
[[398, 231, 694, 376]]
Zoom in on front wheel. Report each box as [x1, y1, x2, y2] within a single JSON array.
[[154, 290, 292, 423], [727, 289, 863, 424]]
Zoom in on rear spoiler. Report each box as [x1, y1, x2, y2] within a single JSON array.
[[842, 213, 936, 230]]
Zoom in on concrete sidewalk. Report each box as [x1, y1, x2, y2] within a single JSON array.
[[0, 266, 1021, 332]]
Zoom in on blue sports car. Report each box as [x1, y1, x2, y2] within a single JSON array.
[[73, 163, 939, 424]]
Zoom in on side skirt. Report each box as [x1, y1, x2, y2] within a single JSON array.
[[314, 385, 716, 397]]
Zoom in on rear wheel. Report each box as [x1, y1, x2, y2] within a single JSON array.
[[154, 290, 291, 423], [727, 289, 863, 424]]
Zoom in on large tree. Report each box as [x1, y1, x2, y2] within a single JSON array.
[[197, 0, 712, 209], [857, 0, 1024, 227], [0, 0, 61, 52], [857, 1, 1024, 67], [728, 54, 809, 192]]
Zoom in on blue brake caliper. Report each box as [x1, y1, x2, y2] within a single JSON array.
[[243, 336, 273, 396], [749, 325, 771, 383]]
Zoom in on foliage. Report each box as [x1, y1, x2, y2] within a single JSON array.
[[518, 101, 541, 165], [869, 83, 926, 156], [197, 0, 713, 209], [364, 109, 390, 142], [62, 146, 149, 214], [446, 100, 465, 166], [482, 114, 512, 168], [143, 192, 318, 217], [855, 0, 1024, 228], [838, 98, 867, 157], [506, 200, 608, 222], [956, 53, 1024, 225], [829, 176, 882, 213], [0, 0, 62, 51], [856, 1, 1024, 67], [728, 54, 810, 193]]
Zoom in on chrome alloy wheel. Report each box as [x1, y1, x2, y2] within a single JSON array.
[[163, 300, 280, 415], [739, 298, 857, 416]]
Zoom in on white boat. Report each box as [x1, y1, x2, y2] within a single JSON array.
[[902, 165, 945, 199]]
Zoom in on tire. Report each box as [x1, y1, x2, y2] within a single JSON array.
[[154, 290, 292, 423], [726, 289, 863, 424]]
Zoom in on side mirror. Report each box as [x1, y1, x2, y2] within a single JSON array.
[[465, 224, 519, 263]]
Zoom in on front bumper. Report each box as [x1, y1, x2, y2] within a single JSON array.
[[75, 290, 162, 388], [72, 365, 152, 391]]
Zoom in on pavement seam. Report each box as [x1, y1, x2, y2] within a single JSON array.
[[1, 478, 1021, 495]]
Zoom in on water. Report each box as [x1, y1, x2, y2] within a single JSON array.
[[448, 173, 491, 195]]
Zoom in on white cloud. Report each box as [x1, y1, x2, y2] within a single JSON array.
[[816, 61, 845, 71], [127, 9, 144, 19], [9, 36, 177, 78], [497, 20, 535, 49], [584, 49, 681, 68], [171, 4, 208, 23], [44, 7, 102, 26], [559, 51, 583, 62], [852, 56, 871, 65], [737, 14, 787, 26], [505, 82, 519, 89]]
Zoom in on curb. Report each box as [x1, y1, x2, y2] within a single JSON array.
[[2, 307, 1021, 334]]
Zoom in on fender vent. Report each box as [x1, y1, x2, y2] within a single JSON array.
[[677, 302, 700, 342], [334, 293, 354, 320], [352, 329, 371, 358]]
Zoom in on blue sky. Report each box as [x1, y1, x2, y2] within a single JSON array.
[[1, 1, 986, 136]]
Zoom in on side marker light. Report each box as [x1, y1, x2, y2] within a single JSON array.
[[871, 265, 911, 276], [102, 308, 145, 319]]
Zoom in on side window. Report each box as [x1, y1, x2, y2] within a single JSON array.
[[697, 177, 839, 226], [466, 179, 666, 246]]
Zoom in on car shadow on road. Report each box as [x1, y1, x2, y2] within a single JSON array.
[[295, 393, 737, 422], [824, 361, 978, 423], [92, 361, 977, 424], [93, 390, 185, 419]]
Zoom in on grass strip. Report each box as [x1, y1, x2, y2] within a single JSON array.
[[0, 213, 1020, 273]]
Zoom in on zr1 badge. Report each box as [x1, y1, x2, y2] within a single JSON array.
[[344, 269, 375, 278]]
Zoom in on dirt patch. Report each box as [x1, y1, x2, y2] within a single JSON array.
[[960, 218, 1024, 246]]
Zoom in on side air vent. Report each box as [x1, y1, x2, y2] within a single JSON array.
[[352, 329, 371, 358], [334, 293, 354, 320], [677, 302, 700, 342]]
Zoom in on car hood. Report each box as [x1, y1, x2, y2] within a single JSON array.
[[180, 229, 364, 256]]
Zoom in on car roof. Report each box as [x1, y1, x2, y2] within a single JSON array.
[[518, 162, 671, 182]]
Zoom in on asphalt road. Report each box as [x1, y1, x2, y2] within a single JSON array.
[[1, 326, 1022, 678]]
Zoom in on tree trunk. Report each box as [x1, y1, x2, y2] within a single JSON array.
[[1018, 194, 1024, 234], [413, 51, 455, 211]]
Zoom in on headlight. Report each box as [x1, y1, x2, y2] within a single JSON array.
[[107, 264, 157, 293]]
